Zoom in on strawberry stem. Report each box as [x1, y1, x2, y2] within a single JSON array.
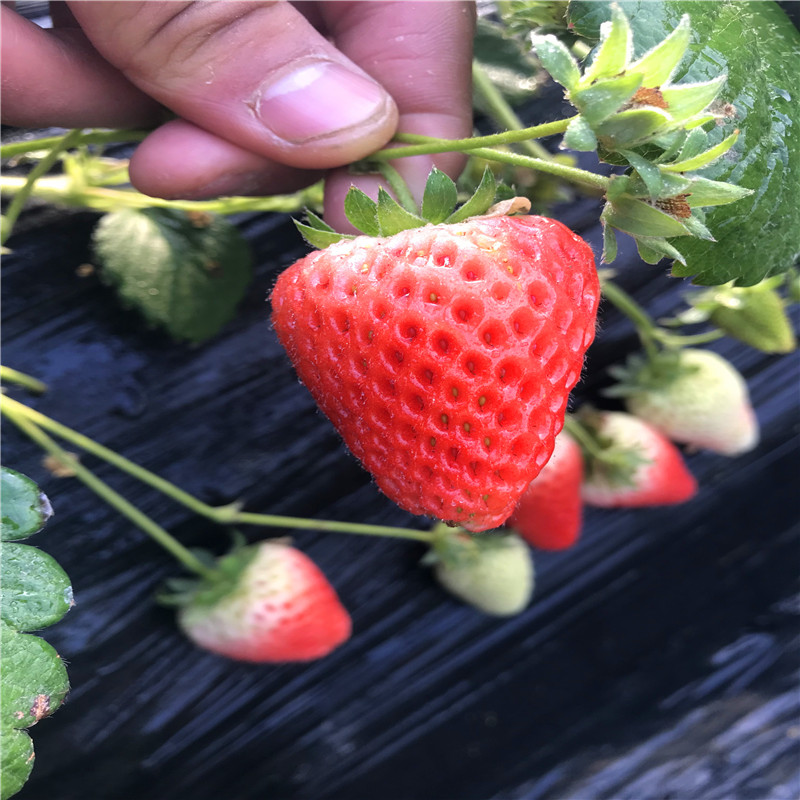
[[471, 61, 554, 163], [1, 399, 220, 581], [0, 393, 434, 545], [376, 162, 420, 215], [0, 174, 322, 217], [1, 128, 84, 245], [0, 365, 48, 395], [468, 147, 608, 192], [369, 118, 577, 160], [0, 128, 148, 160], [600, 279, 661, 361], [600, 279, 725, 356]]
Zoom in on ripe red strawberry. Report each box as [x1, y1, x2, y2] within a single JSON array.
[[177, 541, 351, 663], [508, 428, 583, 550], [579, 410, 698, 508], [272, 211, 599, 532], [619, 348, 759, 456]]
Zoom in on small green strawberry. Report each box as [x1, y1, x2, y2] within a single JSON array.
[[670, 279, 796, 354], [429, 526, 534, 616], [609, 348, 758, 456]]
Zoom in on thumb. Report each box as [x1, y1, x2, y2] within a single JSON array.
[[67, 1, 398, 169]]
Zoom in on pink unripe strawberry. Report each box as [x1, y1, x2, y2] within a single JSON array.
[[509, 429, 583, 550], [177, 541, 351, 663], [579, 410, 698, 508], [622, 348, 758, 456]]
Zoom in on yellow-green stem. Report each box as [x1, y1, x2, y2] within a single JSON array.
[[2, 128, 84, 245], [0, 395, 433, 544], [471, 61, 553, 162], [0, 174, 322, 216], [1, 129, 149, 160], [0, 366, 48, 394], [1, 401, 219, 581], [369, 117, 577, 161]]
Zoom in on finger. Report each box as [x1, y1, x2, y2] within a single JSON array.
[[0, 6, 162, 127], [319, 1, 475, 230], [128, 119, 321, 199], [67, 1, 399, 170]]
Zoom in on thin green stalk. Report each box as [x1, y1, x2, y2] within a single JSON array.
[[0, 365, 48, 394], [471, 61, 553, 161], [376, 162, 419, 215], [1, 128, 84, 245], [0, 395, 433, 545], [563, 415, 606, 460], [0, 174, 322, 216], [600, 279, 660, 360], [656, 329, 725, 347], [369, 117, 576, 161], [1, 129, 149, 160], [230, 512, 433, 542], [1, 402, 219, 581], [469, 147, 608, 192]]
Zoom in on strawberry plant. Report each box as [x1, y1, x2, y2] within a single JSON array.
[[0, 4, 799, 794]]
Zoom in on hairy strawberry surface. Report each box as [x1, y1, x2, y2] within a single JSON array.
[[272, 214, 599, 531]]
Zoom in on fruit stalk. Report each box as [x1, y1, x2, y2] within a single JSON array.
[[0, 365, 48, 394], [0, 400, 219, 581], [1, 128, 83, 245], [0, 394, 434, 544], [369, 118, 577, 160], [471, 61, 553, 162], [0, 128, 148, 159], [601, 279, 724, 357]]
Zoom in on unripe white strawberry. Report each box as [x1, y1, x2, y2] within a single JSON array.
[[432, 530, 534, 616], [622, 348, 758, 456]]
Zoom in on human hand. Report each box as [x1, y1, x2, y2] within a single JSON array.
[[1, 1, 475, 230]]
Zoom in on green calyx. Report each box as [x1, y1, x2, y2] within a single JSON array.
[[672, 279, 797, 354], [531, 4, 753, 264], [605, 349, 694, 397], [158, 538, 257, 609], [567, 410, 651, 488], [295, 167, 504, 249]]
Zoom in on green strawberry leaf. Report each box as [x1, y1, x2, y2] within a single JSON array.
[[421, 168, 459, 224], [0, 469, 71, 800], [1, 468, 52, 541], [569, 0, 800, 285], [92, 208, 253, 343], [0, 727, 34, 800], [0, 623, 69, 731], [1, 544, 73, 632]]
